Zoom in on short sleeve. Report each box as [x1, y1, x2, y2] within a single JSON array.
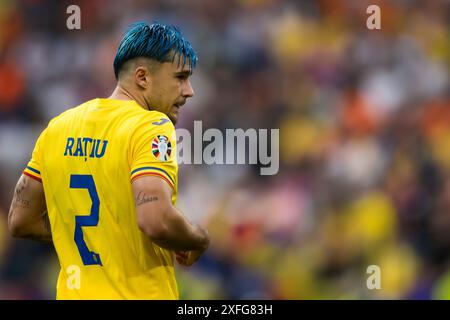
[[130, 115, 178, 190], [23, 128, 47, 183]]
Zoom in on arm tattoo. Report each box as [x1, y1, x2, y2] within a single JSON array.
[[135, 191, 159, 206], [8, 176, 52, 243], [9, 176, 31, 222], [13, 176, 31, 209]]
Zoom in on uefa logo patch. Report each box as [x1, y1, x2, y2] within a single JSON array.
[[152, 135, 172, 162]]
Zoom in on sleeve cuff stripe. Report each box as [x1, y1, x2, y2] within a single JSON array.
[[23, 171, 42, 183], [131, 166, 174, 185], [26, 166, 41, 175], [131, 172, 175, 190]]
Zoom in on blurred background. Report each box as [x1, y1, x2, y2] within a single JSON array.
[[0, 0, 449, 299]]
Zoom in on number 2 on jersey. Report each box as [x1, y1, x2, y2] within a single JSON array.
[[70, 174, 102, 266]]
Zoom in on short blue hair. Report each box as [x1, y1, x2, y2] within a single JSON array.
[[113, 22, 198, 79]]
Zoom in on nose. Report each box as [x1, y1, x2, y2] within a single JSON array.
[[182, 79, 195, 98]]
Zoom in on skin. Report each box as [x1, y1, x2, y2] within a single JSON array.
[[132, 176, 209, 266], [8, 175, 51, 243], [110, 56, 195, 125], [8, 55, 209, 267]]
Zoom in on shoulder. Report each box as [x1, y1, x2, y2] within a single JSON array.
[[46, 100, 92, 128], [134, 110, 173, 126], [129, 111, 177, 151], [36, 105, 80, 141], [131, 110, 175, 135]]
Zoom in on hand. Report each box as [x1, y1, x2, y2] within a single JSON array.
[[175, 250, 204, 267], [175, 224, 209, 267]]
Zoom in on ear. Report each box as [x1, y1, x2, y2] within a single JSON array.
[[134, 66, 150, 89]]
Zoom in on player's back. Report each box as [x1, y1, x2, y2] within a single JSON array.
[[24, 98, 179, 299]]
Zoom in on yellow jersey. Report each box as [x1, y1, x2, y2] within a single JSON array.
[[23, 98, 179, 299]]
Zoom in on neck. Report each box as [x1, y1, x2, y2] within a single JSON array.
[[108, 85, 149, 111]]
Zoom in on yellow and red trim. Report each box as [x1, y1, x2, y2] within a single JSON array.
[[130, 166, 175, 190], [23, 166, 42, 183]]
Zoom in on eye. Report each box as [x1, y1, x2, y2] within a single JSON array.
[[175, 74, 189, 80]]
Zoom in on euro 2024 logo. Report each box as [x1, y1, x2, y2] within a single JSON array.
[[152, 135, 172, 162]]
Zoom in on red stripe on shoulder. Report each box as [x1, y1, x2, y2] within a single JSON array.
[[23, 171, 42, 183]]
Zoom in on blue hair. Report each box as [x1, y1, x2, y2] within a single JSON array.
[[113, 22, 198, 79]]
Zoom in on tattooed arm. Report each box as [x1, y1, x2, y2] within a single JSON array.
[[132, 176, 209, 254], [8, 174, 52, 243]]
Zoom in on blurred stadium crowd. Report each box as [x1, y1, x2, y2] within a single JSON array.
[[0, 0, 449, 299]]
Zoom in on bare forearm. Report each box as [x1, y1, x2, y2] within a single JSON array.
[[133, 178, 210, 252], [10, 209, 52, 243], [151, 207, 209, 251], [23, 211, 53, 243], [8, 175, 52, 243]]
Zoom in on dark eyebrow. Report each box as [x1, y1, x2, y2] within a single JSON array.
[[174, 70, 191, 77]]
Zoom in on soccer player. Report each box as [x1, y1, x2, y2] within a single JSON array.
[[7, 22, 210, 299]]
